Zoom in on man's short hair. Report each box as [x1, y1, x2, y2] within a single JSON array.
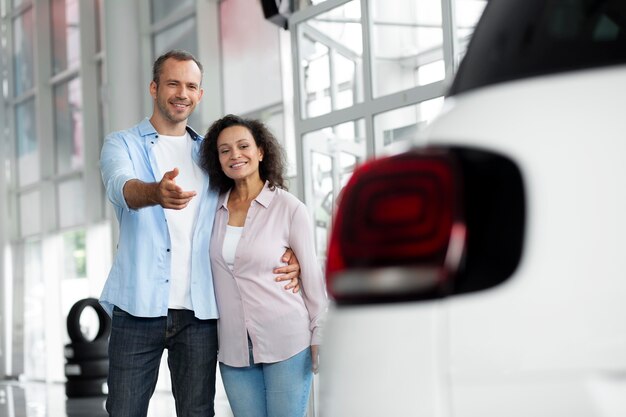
[[152, 49, 203, 85]]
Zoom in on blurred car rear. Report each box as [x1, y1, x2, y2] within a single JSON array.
[[319, 0, 626, 416]]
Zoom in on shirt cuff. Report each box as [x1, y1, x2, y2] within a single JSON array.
[[311, 326, 322, 345], [110, 175, 136, 212]]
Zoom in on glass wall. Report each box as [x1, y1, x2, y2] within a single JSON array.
[[12, 7, 34, 96], [149, 0, 200, 131], [1, 0, 107, 381], [53, 76, 83, 174], [298, 0, 363, 119], [15, 98, 38, 187], [153, 16, 197, 59], [0, 0, 487, 387], [291, 0, 486, 270], [455, 0, 488, 63], [370, 0, 445, 98], [303, 118, 366, 259], [151, 0, 194, 23], [374, 98, 444, 156], [23, 240, 44, 380], [18, 190, 40, 236], [57, 177, 85, 228], [51, 0, 80, 74]]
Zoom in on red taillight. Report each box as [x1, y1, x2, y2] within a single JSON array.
[[326, 149, 466, 302]]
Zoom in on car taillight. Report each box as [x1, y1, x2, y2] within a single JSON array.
[[326, 149, 466, 303]]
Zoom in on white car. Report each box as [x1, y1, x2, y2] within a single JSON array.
[[319, 0, 626, 416]]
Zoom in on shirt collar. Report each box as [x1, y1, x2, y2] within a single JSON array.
[[186, 125, 202, 141], [218, 181, 275, 210], [137, 117, 202, 141], [138, 118, 157, 137], [254, 181, 274, 208]]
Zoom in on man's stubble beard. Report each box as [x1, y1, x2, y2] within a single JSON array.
[[156, 87, 194, 125]]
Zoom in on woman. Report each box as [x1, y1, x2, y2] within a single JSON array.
[[200, 114, 327, 417]]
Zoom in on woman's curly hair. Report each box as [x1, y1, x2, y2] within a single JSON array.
[[200, 114, 287, 194]]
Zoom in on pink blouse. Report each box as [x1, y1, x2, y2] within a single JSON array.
[[209, 182, 328, 367]]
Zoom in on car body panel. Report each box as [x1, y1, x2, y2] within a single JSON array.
[[321, 301, 448, 417], [439, 65, 626, 416], [320, 64, 626, 416]]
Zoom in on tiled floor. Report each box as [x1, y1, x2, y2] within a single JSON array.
[[0, 379, 234, 417], [0, 370, 318, 416]]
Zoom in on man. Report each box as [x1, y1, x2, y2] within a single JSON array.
[[99, 49, 300, 417]]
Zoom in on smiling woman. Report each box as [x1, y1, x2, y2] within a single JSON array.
[[217, 125, 265, 184], [199, 114, 328, 417], [201, 114, 287, 194]]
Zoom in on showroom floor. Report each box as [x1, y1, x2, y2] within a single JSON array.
[[0, 379, 234, 417]]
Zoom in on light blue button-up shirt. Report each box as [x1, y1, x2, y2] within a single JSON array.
[[99, 118, 219, 319]]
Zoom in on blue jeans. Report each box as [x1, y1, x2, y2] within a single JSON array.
[[106, 307, 218, 417], [219, 343, 313, 417]]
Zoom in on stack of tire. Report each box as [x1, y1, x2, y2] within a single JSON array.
[[64, 297, 111, 398]]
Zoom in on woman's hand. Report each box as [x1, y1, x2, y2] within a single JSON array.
[[274, 248, 301, 293], [311, 345, 320, 374]]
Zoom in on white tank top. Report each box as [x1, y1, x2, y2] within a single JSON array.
[[223, 225, 243, 271], [152, 132, 205, 310]]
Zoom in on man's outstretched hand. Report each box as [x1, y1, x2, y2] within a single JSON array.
[[157, 168, 197, 210]]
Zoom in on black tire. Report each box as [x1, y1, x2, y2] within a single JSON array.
[[65, 378, 108, 398], [64, 341, 108, 360], [67, 298, 111, 343], [65, 358, 109, 380]]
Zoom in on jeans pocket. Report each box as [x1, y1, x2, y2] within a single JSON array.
[[112, 306, 131, 317]]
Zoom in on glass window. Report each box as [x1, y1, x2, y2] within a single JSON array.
[[23, 239, 45, 380], [264, 111, 293, 176], [97, 61, 106, 143], [153, 17, 199, 129], [297, 0, 330, 12], [151, 0, 194, 23], [57, 177, 85, 228], [63, 229, 86, 279], [297, 0, 363, 119], [95, 0, 103, 53], [12, 8, 35, 96], [153, 17, 198, 60], [303, 119, 366, 260], [374, 97, 444, 156], [51, 0, 81, 74], [454, 0, 488, 64], [244, 107, 292, 177], [370, 0, 444, 98], [54, 77, 84, 174], [16, 98, 39, 186], [19, 190, 41, 237]]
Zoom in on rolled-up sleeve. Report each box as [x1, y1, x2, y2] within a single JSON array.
[[100, 133, 135, 211], [289, 203, 328, 346]]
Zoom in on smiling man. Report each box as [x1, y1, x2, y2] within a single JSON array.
[[99, 50, 301, 417]]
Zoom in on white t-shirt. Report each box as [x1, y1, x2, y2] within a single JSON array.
[[152, 132, 205, 310]]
